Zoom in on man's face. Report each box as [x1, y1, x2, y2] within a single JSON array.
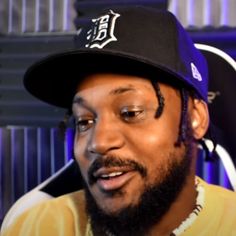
[[72, 73, 189, 215]]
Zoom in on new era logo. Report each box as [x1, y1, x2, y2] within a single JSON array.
[[191, 63, 202, 81], [85, 10, 120, 49]]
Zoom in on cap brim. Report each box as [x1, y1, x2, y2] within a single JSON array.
[[24, 44, 236, 110], [24, 48, 200, 108]]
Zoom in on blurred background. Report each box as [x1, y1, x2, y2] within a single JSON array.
[[0, 0, 236, 226]]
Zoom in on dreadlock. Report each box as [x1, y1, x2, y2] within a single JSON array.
[[151, 81, 189, 146], [151, 81, 217, 160], [151, 81, 165, 118], [175, 88, 189, 146]]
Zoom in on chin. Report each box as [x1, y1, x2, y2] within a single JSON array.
[[93, 188, 141, 215]]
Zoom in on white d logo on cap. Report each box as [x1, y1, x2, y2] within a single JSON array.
[[86, 10, 120, 49]]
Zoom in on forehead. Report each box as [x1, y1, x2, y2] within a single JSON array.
[[74, 73, 181, 104], [72, 73, 161, 110]]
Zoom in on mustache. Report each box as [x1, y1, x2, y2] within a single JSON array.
[[88, 156, 147, 185]]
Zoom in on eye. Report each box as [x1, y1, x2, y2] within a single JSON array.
[[120, 106, 145, 122], [75, 118, 95, 133]]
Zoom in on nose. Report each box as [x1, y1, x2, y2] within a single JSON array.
[[87, 117, 124, 155]]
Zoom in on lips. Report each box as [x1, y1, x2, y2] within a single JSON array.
[[93, 167, 136, 192]]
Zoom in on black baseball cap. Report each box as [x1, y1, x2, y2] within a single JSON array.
[[24, 6, 208, 108]]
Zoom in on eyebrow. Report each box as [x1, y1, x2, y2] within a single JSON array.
[[72, 85, 137, 106], [109, 85, 137, 95]]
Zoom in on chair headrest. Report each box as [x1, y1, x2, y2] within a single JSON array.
[[196, 44, 236, 165]]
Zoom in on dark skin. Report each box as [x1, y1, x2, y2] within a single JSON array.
[[72, 73, 209, 235]]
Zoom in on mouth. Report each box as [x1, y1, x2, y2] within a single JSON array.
[[92, 168, 136, 192]]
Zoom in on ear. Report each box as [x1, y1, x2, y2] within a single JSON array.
[[189, 99, 209, 140]]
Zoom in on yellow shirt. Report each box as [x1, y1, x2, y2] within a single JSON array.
[[2, 178, 236, 236]]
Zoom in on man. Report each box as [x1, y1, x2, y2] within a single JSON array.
[[2, 6, 236, 236]]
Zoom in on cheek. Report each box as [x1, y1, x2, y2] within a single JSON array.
[[130, 125, 177, 155], [126, 133, 163, 174], [73, 135, 81, 157], [73, 132, 89, 157], [73, 135, 89, 180], [125, 126, 181, 177]]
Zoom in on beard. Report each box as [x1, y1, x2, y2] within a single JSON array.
[[83, 139, 194, 236]]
